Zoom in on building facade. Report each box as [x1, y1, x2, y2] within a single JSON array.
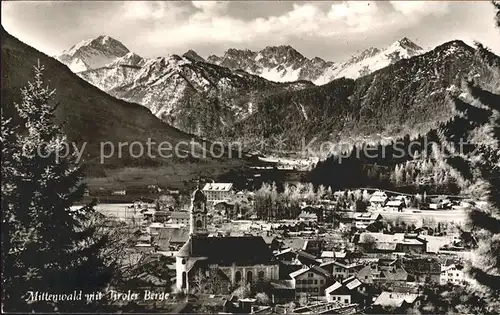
[[170, 211, 190, 226], [290, 266, 330, 296], [202, 183, 234, 205], [176, 187, 279, 293], [320, 260, 363, 281], [440, 263, 468, 285]]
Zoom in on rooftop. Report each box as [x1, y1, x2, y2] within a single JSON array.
[[353, 212, 382, 220], [320, 260, 361, 270], [386, 200, 404, 207], [202, 183, 233, 192], [325, 276, 363, 295], [357, 233, 427, 245], [176, 236, 275, 266], [373, 292, 419, 307], [270, 280, 295, 290], [289, 265, 330, 279], [170, 211, 190, 219]]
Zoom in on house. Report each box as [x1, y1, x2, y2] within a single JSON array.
[[274, 248, 297, 262], [354, 233, 427, 254], [213, 201, 235, 215], [278, 260, 303, 280], [298, 210, 318, 222], [302, 239, 325, 257], [143, 209, 170, 223], [404, 258, 441, 283], [296, 250, 321, 266], [274, 248, 320, 266], [320, 251, 336, 263], [137, 233, 151, 244], [414, 227, 433, 236], [170, 211, 190, 226], [325, 276, 370, 306], [372, 292, 420, 313], [353, 213, 382, 230], [134, 243, 154, 253], [394, 195, 409, 207], [369, 191, 388, 207], [428, 202, 441, 210], [320, 260, 363, 281], [223, 296, 257, 313], [176, 188, 279, 294], [281, 238, 307, 251], [151, 226, 189, 251], [290, 265, 331, 296], [232, 191, 252, 204], [148, 222, 183, 234], [270, 280, 296, 304], [440, 262, 468, 285], [385, 200, 404, 212], [357, 259, 408, 284], [337, 212, 383, 230], [202, 183, 234, 205]]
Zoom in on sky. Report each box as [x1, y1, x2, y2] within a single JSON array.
[[2, 1, 499, 62]]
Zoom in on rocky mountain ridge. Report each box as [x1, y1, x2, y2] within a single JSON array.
[[206, 37, 424, 84], [55, 35, 498, 154], [1, 28, 245, 181], [57, 35, 131, 72]]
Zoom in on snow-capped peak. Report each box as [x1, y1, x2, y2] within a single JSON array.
[[344, 47, 381, 66], [327, 37, 425, 81], [100, 35, 110, 44], [202, 37, 426, 85], [385, 37, 424, 58], [106, 52, 145, 67], [396, 37, 423, 51], [58, 35, 130, 72]]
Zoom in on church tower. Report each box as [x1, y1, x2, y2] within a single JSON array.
[[190, 184, 208, 236]]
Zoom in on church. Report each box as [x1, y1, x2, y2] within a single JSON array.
[[176, 186, 279, 294]]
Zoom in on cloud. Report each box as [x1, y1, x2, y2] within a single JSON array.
[[390, 1, 449, 17], [2, 0, 498, 63], [328, 1, 381, 30], [191, 1, 229, 20], [122, 2, 188, 21], [142, 1, 401, 48]]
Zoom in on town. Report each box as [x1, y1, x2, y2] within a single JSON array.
[[3, 1, 499, 313], [85, 181, 479, 314]]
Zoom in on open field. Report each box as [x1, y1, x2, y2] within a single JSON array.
[[374, 208, 467, 225], [85, 163, 247, 192], [71, 203, 143, 220]]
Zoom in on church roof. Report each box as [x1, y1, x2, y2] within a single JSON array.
[[177, 236, 275, 266], [192, 188, 206, 202]]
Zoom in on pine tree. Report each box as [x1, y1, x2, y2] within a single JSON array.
[[1, 63, 114, 312], [1, 112, 20, 310], [434, 38, 500, 308]]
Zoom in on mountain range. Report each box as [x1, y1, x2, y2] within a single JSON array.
[[55, 34, 499, 154], [58, 35, 424, 84], [206, 37, 424, 84], [1, 27, 246, 189]]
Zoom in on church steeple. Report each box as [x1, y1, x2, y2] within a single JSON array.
[[190, 182, 208, 236]]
